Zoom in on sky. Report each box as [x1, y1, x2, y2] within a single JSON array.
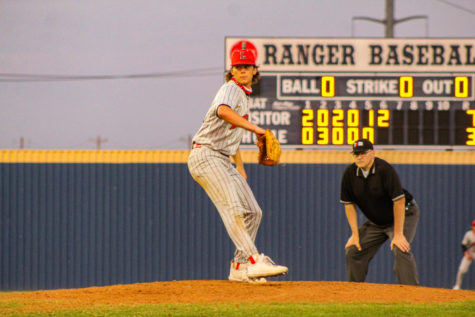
[[1, 0, 474, 150]]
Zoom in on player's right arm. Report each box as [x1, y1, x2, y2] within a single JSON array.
[[344, 204, 362, 251], [217, 105, 265, 136]]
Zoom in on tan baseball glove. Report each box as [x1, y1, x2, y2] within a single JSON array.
[[256, 129, 281, 166]]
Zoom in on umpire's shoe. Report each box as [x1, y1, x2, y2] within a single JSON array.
[[247, 254, 288, 278]]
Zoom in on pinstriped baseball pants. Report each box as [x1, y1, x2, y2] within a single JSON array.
[[188, 146, 262, 263], [455, 256, 472, 288]]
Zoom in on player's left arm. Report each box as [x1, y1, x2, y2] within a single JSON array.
[[232, 148, 247, 180], [390, 197, 411, 253]]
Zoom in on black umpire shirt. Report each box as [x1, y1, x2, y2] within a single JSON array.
[[340, 157, 414, 226]]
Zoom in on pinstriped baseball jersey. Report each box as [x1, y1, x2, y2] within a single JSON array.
[[462, 230, 475, 258], [192, 80, 249, 156]]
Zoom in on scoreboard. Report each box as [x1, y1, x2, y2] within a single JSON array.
[[225, 38, 475, 148], [253, 73, 473, 147]]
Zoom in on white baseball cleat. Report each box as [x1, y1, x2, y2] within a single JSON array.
[[248, 276, 267, 284], [228, 260, 267, 284], [247, 253, 288, 278], [452, 285, 460, 290]]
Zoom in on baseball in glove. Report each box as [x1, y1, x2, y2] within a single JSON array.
[[256, 129, 281, 166]]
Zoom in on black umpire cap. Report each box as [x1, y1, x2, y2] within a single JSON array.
[[352, 139, 374, 154]]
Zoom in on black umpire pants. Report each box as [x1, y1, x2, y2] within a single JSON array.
[[345, 200, 420, 285]]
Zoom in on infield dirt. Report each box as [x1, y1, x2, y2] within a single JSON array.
[[2, 280, 475, 313]]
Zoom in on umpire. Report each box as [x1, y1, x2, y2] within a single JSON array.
[[340, 139, 419, 285]]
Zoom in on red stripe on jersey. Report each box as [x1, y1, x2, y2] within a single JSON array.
[[231, 78, 252, 95], [230, 114, 248, 130]]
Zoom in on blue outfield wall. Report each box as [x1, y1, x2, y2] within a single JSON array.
[[0, 156, 474, 290]]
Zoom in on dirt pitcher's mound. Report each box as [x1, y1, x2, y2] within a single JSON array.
[[2, 280, 475, 313]]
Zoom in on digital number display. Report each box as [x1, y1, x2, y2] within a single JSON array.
[[301, 109, 390, 145], [241, 74, 475, 147], [278, 74, 473, 100]]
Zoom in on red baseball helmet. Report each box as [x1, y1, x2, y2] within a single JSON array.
[[231, 49, 256, 66], [230, 40, 257, 66], [472, 220, 475, 227]]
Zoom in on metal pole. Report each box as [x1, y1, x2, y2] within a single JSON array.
[[352, 0, 428, 38], [385, 0, 394, 38]]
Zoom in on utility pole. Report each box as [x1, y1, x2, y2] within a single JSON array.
[[179, 134, 193, 149], [385, 0, 395, 38], [90, 135, 108, 150], [352, 0, 428, 38]]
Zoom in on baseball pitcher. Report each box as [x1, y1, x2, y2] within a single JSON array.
[[187, 42, 288, 283]]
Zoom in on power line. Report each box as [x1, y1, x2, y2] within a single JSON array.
[[0, 67, 223, 83], [436, 0, 475, 15]]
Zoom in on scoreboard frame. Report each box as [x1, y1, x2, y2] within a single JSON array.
[[225, 37, 475, 150]]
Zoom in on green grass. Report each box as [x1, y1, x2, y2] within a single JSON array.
[[2, 302, 475, 317]]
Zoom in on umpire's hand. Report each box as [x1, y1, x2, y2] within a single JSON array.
[[345, 235, 362, 251], [391, 234, 410, 253]]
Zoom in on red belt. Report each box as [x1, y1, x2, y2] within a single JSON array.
[[192, 144, 228, 157]]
